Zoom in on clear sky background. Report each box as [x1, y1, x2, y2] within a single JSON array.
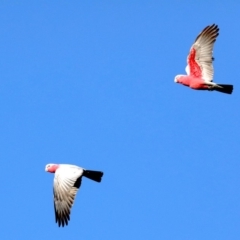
[[0, 1, 240, 239]]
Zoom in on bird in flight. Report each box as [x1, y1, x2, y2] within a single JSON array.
[[45, 163, 104, 227], [174, 24, 233, 94]]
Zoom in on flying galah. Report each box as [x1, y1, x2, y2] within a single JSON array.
[[174, 24, 233, 94], [45, 163, 103, 227]]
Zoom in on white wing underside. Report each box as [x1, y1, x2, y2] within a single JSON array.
[[185, 65, 190, 75], [53, 165, 84, 226]]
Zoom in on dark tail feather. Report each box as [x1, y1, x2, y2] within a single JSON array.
[[83, 170, 103, 182], [215, 84, 233, 94]]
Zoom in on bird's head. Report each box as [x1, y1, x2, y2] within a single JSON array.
[[45, 163, 59, 173], [174, 75, 184, 83]]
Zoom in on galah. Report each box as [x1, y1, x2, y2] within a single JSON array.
[[45, 163, 103, 227], [174, 24, 233, 94]]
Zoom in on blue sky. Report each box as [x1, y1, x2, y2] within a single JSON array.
[[0, 1, 240, 239]]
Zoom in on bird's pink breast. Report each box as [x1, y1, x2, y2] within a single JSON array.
[[179, 76, 207, 90], [189, 77, 208, 90]]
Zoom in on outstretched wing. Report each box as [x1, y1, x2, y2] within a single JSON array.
[[53, 166, 84, 227], [185, 24, 219, 82]]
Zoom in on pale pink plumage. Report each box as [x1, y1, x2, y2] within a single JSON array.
[[45, 163, 103, 227]]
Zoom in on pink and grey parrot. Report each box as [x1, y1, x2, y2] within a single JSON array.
[[174, 24, 233, 94], [45, 163, 103, 227]]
